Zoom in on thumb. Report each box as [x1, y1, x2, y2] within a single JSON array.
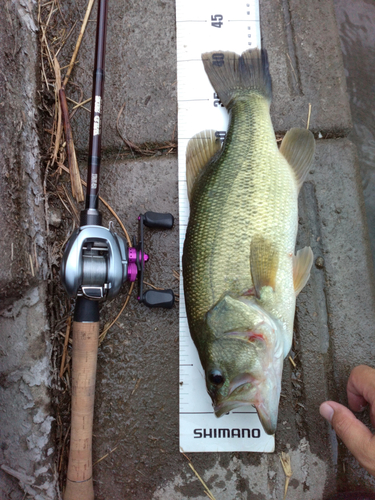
[[320, 401, 375, 475]]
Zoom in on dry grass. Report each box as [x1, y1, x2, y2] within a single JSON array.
[[306, 102, 312, 130], [280, 452, 293, 500], [181, 452, 217, 500], [59, 88, 84, 201]]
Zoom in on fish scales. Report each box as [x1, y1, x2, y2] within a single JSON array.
[[184, 97, 297, 336], [182, 49, 315, 434]]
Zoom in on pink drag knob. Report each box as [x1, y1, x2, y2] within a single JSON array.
[[127, 263, 138, 282]]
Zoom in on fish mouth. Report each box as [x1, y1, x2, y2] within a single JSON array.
[[214, 399, 252, 417], [213, 376, 257, 417], [214, 399, 277, 435], [213, 371, 281, 435]]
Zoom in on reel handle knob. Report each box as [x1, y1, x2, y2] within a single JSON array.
[[142, 211, 174, 229], [140, 289, 175, 309]]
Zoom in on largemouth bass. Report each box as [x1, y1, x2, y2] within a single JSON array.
[[182, 49, 315, 435]]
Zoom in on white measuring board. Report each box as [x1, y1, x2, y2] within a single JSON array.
[[177, 0, 275, 453]]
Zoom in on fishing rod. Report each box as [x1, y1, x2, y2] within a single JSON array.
[[60, 0, 174, 498]]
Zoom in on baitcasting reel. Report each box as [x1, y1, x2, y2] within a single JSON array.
[[61, 211, 175, 308]]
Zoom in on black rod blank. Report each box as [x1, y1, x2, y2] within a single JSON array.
[[85, 0, 108, 211]]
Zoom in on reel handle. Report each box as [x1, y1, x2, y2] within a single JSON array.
[[137, 212, 175, 308], [63, 298, 99, 500], [142, 211, 174, 229], [141, 289, 175, 309]]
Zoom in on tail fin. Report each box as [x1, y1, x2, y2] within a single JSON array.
[[201, 49, 272, 109]]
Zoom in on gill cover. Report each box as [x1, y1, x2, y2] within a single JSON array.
[[206, 294, 284, 435]]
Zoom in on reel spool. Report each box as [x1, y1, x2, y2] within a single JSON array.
[[61, 211, 175, 308]]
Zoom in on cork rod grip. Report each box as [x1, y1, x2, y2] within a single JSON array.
[[64, 320, 99, 500]]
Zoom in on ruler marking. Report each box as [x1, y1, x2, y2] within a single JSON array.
[[179, 99, 210, 102], [177, 20, 208, 23], [180, 412, 215, 415], [177, 0, 274, 453]]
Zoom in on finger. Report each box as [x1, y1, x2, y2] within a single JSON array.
[[347, 365, 375, 424], [320, 401, 375, 476]]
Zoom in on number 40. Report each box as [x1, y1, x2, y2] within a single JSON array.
[[211, 14, 223, 28]]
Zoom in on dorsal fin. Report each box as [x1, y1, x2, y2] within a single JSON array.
[[293, 246, 314, 296], [186, 130, 222, 202], [250, 235, 279, 298], [279, 128, 315, 192]]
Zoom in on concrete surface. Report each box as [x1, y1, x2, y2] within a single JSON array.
[[0, 286, 55, 500], [0, 0, 48, 305], [334, 0, 375, 271], [0, 0, 55, 498], [58, 0, 177, 152], [261, 0, 351, 136], [2, 0, 375, 498], [91, 156, 180, 499], [300, 139, 375, 492]]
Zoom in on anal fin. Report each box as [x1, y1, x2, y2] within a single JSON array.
[[186, 130, 222, 202], [293, 246, 314, 296]]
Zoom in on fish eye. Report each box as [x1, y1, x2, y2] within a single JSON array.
[[208, 369, 225, 387]]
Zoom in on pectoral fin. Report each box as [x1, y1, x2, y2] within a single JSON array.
[[250, 236, 279, 298], [280, 128, 315, 192], [293, 246, 314, 296], [186, 130, 222, 202]]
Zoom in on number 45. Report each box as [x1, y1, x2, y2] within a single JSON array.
[[211, 14, 223, 28]]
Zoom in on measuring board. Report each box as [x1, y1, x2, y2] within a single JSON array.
[[177, 0, 275, 453]]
